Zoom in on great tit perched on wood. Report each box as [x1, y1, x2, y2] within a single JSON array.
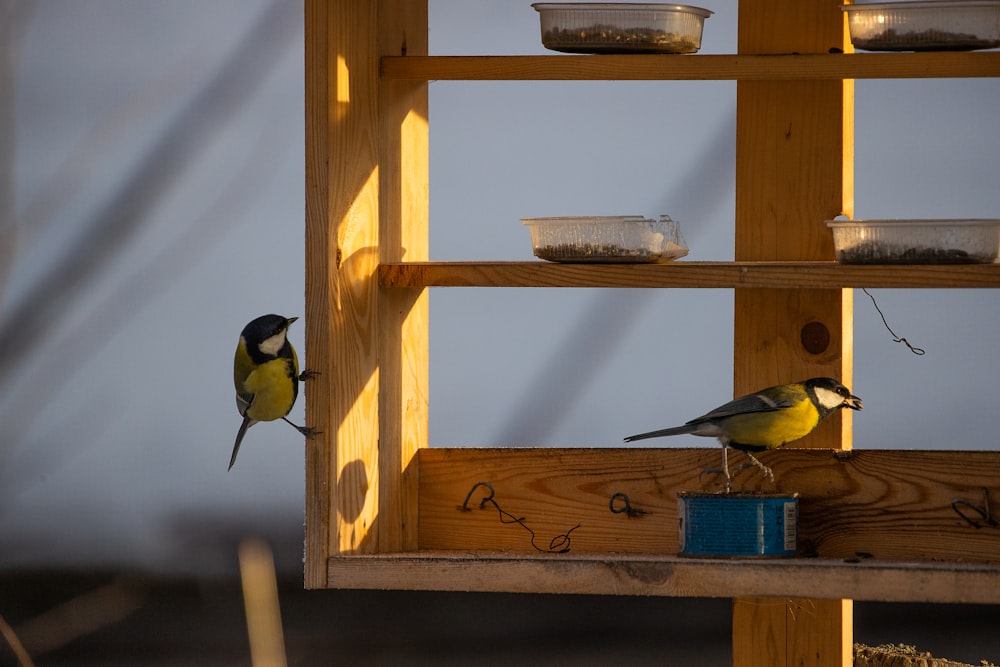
[[230, 314, 317, 470], [624, 377, 862, 490]]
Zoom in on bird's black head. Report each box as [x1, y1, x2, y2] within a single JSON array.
[[241, 314, 297, 360], [805, 377, 863, 414]]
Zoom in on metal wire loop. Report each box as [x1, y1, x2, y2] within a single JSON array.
[[608, 492, 649, 518], [459, 481, 580, 553], [952, 488, 998, 529]]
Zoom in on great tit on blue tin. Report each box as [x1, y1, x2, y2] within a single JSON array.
[[624, 377, 862, 490], [230, 314, 317, 470]]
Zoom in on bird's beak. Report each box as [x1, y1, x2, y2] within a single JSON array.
[[286, 316, 299, 326], [845, 395, 863, 411]]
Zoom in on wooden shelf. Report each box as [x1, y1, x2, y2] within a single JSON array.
[[332, 445, 1000, 603], [327, 552, 1000, 604], [382, 52, 1000, 81], [379, 261, 1000, 289], [415, 448, 1000, 570]]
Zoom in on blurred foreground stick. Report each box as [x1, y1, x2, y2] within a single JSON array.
[[239, 538, 287, 667]]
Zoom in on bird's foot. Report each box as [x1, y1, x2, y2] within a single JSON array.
[[701, 459, 772, 492], [735, 452, 775, 483], [282, 417, 321, 438], [299, 369, 320, 381], [699, 467, 733, 493]]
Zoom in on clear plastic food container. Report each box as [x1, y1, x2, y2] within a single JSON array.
[[523, 215, 688, 263], [826, 218, 1000, 264], [532, 3, 712, 54], [842, 1, 1000, 51]]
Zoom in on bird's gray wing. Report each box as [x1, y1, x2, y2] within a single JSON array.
[[236, 391, 253, 416], [687, 392, 793, 424]]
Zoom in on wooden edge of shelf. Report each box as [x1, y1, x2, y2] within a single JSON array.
[[381, 53, 1000, 81], [325, 552, 1000, 603], [378, 261, 1000, 288]]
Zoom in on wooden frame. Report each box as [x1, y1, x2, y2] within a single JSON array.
[[304, 1, 1000, 665]]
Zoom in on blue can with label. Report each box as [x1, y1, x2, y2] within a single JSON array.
[[678, 491, 798, 557]]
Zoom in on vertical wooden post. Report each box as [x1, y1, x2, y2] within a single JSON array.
[[376, 1, 429, 554], [303, 0, 337, 589], [734, 0, 854, 665], [304, 0, 428, 588]]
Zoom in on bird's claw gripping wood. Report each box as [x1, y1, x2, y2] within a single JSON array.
[[734, 452, 775, 483], [698, 447, 775, 493], [699, 466, 733, 493]]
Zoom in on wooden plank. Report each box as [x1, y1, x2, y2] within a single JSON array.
[[303, 0, 429, 573], [324, 0, 381, 559], [378, 261, 1000, 289], [735, 0, 853, 663], [325, 552, 1000, 604], [375, 0, 428, 554], [303, 0, 334, 589], [381, 53, 1000, 81], [733, 599, 852, 664], [416, 448, 1000, 563], [304, 0, 429, 579], [420, 447, 699, 555]]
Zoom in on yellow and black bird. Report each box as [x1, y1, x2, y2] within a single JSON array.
[[230, 314, 316, 470], [624, 377, 862, 489]]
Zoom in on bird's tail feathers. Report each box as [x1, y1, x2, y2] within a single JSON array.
[[229, 415, 256, 470], [624, 424, 696, 443]]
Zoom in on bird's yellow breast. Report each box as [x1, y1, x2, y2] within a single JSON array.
[[722, 398, 820, 450], [241, 358, 298, 422]]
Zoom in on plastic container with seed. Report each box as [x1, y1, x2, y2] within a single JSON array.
[[532, 2, 712, 54], [842, 1, 1000, 51], [826, 218, 1000, 265], [523, 215, 688, 263]]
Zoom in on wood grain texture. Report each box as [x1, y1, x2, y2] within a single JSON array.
[[380, 53, 1000, 81], [325, 552, 1000, 603], [305, 0, 429, 579], [416, 448, 1000, 563], [419, 448, 704, 555], [303, 0, 334, 589], [378, 261, 1000, 289], [735, 1, 854, 663], [733, 599, 852, 667], [375, 0, 428, 555], [326, 0, 381, 561]]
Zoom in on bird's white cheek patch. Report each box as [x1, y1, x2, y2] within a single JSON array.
[[258, 330, 287, 357], [814, 386, 846, 410]]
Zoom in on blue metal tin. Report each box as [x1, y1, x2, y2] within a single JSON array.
[[678, 491, 798, 557]]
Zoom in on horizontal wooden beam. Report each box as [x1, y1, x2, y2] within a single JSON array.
[[382, 53, 1000, 81], [379, 261, 1000, 288], [326, 552, 1000, 603], [319, 448, 1000, 601], [417, 448, 1000, 564]]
